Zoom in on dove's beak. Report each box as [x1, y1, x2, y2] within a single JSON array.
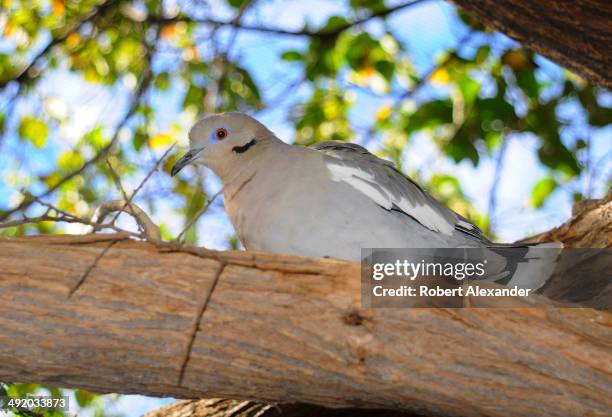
[[171, 147, 205, 177]]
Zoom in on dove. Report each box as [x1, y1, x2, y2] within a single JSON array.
[[171, 112, 560, 289]]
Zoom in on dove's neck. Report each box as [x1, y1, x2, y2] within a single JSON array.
[[217, 137, 290, 202]]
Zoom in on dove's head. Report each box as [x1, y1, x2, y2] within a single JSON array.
[[171, 112, 275, 178]]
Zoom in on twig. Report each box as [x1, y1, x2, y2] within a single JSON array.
[[0, 195, 162, 241], [487, 135, 510, 237], [106, 160, 131, 204], [146, 0, 429, 38], [362, 30, 475, 145], [0, 0, 118, 90], [204, 0, 254, 112], [0, 196, 142, 238], [176, 189, 223, 243], [0, 209, 142, 239], [89, 200, 161, 242], [105, 144, 175, 232], [105, 160, 135, 227], [130, 144, 176, 200], [0, 36, 156, 222]]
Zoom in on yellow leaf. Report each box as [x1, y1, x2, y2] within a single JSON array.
[[149, 133, 173, 149], [359, 66, 375, 78], [3, 20, 15, 37], [161, 24, 177, 39], [58, 150, 85, 171], [501, 50, 534, 71], [52, 0, 65, 16], [67, 32, 81, 47], [376, 105, 393, 122], [430, 68, 449, 86]]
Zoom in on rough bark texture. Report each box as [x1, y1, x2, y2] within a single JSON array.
[[452, 0, 612, 88], [522, 191, 612, 247], [143, 399, 424, 417], [1, 195, 611, 417]]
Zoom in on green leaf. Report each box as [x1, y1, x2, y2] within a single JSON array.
[[475, 45, 490, 65], [350, 0, 385, 12], [403, 99, 453, 135], [320, 16, 348, 33], [133, 125, 147, 151], [75, 389, 97, 407], [18, 116, 49, 148], [154, 71, 170, 90], [530, 177, 558, 208], [587, 104, 612, 126], [458, 77, 480, 105], [58, 150, 85, 171], [477, 96, 516, 124], [515, 69, 539, 100], [374, 60, 395, 82], [281, 50, 303, 62], [226, 0, 248, 8], [158, 223, 174, 241], [81, 126, 106, 150]]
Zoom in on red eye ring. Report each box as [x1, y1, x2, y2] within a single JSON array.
[[216, 128, 228, 140]]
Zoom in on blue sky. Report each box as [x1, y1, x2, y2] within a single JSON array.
[[1, 0, 610, 415]]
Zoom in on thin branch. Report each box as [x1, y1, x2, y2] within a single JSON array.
[[361, 30, 475, 145], [146, 0, 429, 38], [399, 30, 475, 101], [106, 161, 131, 207], [487, 135, 510, 237], [0, 201, 143, 239], [106, 144, 174, 233], [206, 0, 255, 112], [129, 144, 175, 200], [0, 194, 164, 242], [0, 0, 118, 90], [0, 41, 156, 222], [176, 189, 224, 243], [89, 200, 161, 242]]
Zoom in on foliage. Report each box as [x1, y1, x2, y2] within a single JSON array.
[[0, 382, 120, 417], [0, 0, 610, 413]]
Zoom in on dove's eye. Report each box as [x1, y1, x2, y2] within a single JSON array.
[[216, 128, 228, 140]]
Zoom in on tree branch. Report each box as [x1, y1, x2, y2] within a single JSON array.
[[0, 31, 157, 223], [146, 0, 429, 38], [89, 200, 161, 242], [144, 399, 421, 417], [451, 0, 612, 88], [0, 196, 610, 417], [0, 0, 118, 90]]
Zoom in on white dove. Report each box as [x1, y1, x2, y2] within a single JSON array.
[[171, 112, 559, 289]]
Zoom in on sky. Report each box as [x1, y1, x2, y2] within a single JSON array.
[[0, 0, 611, 415]]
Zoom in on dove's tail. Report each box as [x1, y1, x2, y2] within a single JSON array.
[[487, 241, 563, 291]]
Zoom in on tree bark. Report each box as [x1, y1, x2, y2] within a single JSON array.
[[0, 195, 611, 417], [143, 399, 424, 417], [451, 0, 612, 88]]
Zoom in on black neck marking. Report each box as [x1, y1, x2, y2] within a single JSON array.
[[232, 138, 257, 154]]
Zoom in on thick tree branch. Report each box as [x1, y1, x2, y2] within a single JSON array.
[[144, 399, 421, 417], [451, 0, 612, 88], [0, 196, 610, 417]]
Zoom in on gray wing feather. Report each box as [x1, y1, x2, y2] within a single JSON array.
[[312, 141, 489, 241]]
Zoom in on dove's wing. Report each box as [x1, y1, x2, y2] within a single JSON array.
[[312, 141, 489, 242]]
